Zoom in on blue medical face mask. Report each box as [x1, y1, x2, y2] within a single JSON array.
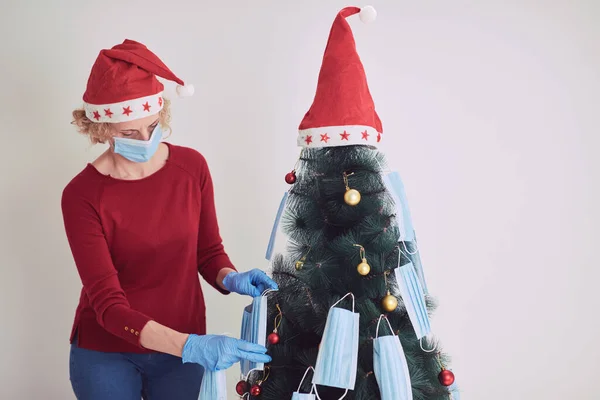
[[198, 369, 227, 400], [113, 123, 163, 163], [406, 240, 429, 295], [380, 169, 429, 294], [312, 292, 359, 397], [394, 253, 431, 341], [240, 304, 253, 376], [373, 315, 413, 400], [240, 289, 275, 377], [265, 191, 289, 261], [291, 366, 316, 400], [382, 171, 415, 242]]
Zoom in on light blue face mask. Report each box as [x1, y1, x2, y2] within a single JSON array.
[[373, 315, 413, 400], [198, 369, 227, 400], [266, 190, 289, 261], [382, 171, 415, 242], [240, 304, 253, 376], [406, 240, 429, 295], [394, 251, 432, 342], [312, 292, 359, 397], [113, 123, 163, 163], [380, 169, 429, 293], [240, 289, 275, 377], [291, 366, 316, 400]]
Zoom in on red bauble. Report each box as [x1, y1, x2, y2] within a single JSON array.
[[285, 171, 297, 184], [250, 384, 262, 396], [267, 332, 280, 344], [438, 369, 455, 386], [235, 380, 250, 395]]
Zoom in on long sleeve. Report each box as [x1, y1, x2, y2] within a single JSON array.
[[61, 183, 152, 347], [196, 158, 236, 293]]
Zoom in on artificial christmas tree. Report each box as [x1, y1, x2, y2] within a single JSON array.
[[238, 6, 458, 400]]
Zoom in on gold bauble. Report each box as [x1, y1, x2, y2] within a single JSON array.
[[344, 188, 361, 206], [357, 259, 371, 276], [381, 291, 398, 312], [295, 260, 304, 270]]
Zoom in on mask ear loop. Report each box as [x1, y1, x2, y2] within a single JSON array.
[[296, 366, 315, 393], [330, 292, 355, 313], [261, 288, 279, 297], [419, 336, 437, 353], [397, 245, 417, 269], [240, 367, 262, 383], [375, 314, 395, 339], [397, 247, 437, 353], [313, 386, 348, 400], [401, 240, 419, 255], [397, 245, 407, 268]]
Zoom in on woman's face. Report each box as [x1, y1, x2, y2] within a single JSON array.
[[111, 114, 160, 142]]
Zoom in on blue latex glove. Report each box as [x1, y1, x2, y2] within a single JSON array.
[[222, 269, 278, 297], [181, 334, 271, 371]]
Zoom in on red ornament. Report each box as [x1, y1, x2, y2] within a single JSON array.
[[267, 332, 280, 345], [285, 171, 297, 184], [250, 384, 262, 396], [235, 380, 250, 395], [438, 369, 455, 386]]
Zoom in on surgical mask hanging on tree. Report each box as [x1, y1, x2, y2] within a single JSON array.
[[373, 315, 413, 400], [407, 239, 429, 295], [394, 248, 434, 344], [378, 166, 430, 291], [381, 171, 415, 242], [265, 190, 290, 261], [312, 292, 359, 399], [113, 123, 163, 163]]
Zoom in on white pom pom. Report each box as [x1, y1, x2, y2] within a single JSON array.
[[176, 84, 195, 97], [359, 5, 377, 23]]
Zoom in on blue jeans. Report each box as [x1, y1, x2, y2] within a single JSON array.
[[69, 339, 203, 400]]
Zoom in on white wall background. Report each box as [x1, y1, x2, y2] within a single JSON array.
[[1, 0, 598, 399]]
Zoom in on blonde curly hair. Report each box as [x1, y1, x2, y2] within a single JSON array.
[[71, 98, 172, 144]]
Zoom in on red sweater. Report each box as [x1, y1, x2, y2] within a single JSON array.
[[61, 143, 235, 353]]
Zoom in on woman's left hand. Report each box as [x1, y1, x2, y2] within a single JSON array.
[[222, 269, 278, 297]]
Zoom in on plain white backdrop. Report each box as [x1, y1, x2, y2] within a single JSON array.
[[1, 0, 598, 399]]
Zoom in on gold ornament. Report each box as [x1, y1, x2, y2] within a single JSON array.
[[381, 290, 398, 312], [344, 189, 361, 206], [357, 260, 371, 275], [343, 172, 361, 206], [354, 244, 370, 276]]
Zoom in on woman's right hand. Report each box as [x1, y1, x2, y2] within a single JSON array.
[[181, 334, 271, 371]]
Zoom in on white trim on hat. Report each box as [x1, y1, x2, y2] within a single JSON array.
[[297, 125, 382, 148], [83, 91, 164, 123]]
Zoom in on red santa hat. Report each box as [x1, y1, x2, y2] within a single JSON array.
[[298, 5, 382, 148], [82, 39, 194, 123]]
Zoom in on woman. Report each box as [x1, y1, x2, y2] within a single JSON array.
[[62, 38, 276, 399]]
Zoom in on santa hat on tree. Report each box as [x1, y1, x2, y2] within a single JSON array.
[[298, 5, 382, 148], [82, 39, 194, 124]]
